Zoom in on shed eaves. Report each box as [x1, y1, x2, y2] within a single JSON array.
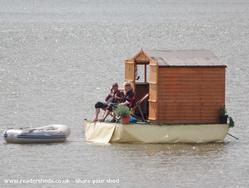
[[147, 50, 226, 67]]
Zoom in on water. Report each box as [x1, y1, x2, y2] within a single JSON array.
[[0, 0, 249, 187]]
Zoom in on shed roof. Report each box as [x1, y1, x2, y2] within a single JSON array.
[[147, 50, 226, 67]]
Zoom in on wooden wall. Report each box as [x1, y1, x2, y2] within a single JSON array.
[[148, 62, 158, 121], [155, 67, 225, 124]]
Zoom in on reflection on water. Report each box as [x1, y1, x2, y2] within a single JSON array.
[[109, 143, 227, 156], [90, 143, 228, 166]]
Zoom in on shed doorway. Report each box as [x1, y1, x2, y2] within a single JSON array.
[[134, 64, 149, 119]]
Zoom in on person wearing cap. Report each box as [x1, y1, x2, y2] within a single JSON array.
[[93, 83, 123, 122]]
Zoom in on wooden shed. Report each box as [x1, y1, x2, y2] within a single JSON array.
[[124, 49, 226, 124]]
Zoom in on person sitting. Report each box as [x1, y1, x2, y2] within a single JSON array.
[[93, 83, 123, 122], [120, 82, 135, 108]]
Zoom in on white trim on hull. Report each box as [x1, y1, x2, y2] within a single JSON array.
[[84, 121, 229, 144]]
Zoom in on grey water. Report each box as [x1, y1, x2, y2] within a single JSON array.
[[0, 0, 249, 187]]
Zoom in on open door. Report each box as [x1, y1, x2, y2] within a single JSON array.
[[124, 60, 135, 89]]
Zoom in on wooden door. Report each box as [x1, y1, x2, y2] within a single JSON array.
[[125, 60, 135, 90]]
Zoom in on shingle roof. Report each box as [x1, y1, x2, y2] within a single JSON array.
[[147, 50, 226, 67]]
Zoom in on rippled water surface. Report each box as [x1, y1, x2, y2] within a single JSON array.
[[1, 0, 249, 187]]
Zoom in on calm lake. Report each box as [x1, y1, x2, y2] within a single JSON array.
[[0, 0, 249, 187]]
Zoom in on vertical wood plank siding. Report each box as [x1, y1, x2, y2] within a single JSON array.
[[148, 63, 158, 121], [157, 67, 225, 124]]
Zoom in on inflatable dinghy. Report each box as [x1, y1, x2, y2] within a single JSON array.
[[3, 124, 70, 143]]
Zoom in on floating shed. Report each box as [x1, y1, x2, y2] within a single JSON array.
[[124, 49, 226, 124]]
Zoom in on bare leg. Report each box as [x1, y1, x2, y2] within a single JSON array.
[[101, 109, 106, 119], [111, 114, 116, 122], [99, 110, 111, 122], [93, 108, 100, 122]]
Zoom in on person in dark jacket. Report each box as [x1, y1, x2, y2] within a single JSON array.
[[93, 83, 123, 122]]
